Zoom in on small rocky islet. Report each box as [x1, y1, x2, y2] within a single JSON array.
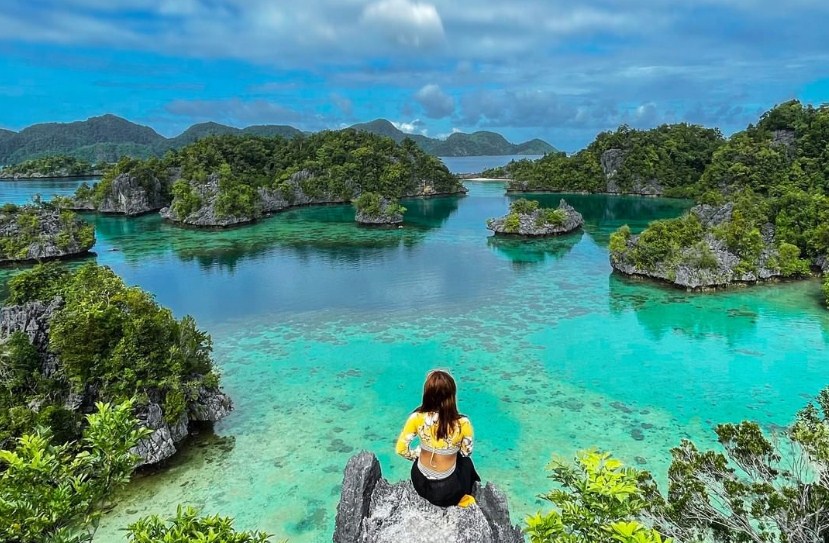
[[487, 198, 583, 237], [0, 204, 95, 264]]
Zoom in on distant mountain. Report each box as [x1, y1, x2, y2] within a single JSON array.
[[0, 115, 555, 165], [0, 115, 165, 164], [350, 119, 556, 156]]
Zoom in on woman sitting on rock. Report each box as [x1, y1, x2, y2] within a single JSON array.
[[396, 369, 480, 507]]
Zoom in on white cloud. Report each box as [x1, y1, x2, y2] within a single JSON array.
[[361, 0, 445, 48], [391, 119, 427, 135], [414, 84, 454, 118]]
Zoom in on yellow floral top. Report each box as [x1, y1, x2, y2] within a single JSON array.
[[395, 411, 474, 461]]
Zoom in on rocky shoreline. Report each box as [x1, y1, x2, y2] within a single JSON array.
[[0, 171, 101, 180], [334, 452, 524, 543]]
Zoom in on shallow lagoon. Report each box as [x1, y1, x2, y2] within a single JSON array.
[[1, 180, 828, 542]]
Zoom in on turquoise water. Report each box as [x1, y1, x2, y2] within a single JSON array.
[[0, 177, 95, 205], [1, 181, 827, 542], [439, 155, 542, 174]]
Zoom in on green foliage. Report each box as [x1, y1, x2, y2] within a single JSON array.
[[769, 242, 811, 277], [622, 214, 704, 271], [7, 263, 71, 304], [824, 276, 829, 308], [170, 179, 202, 219], [0, 204, 94, 262], [652, 389, 829, 542], [2, 263, 218, 444], [508, 123, 723, 194], [525, 450, 669, 543], [84, 156, 169, 207], [353, 191, 406, 218], [503, 213, 521, 233], [509, 198, 540, 215], [540, 208, 566, 227], [0, 401, 150, 543], [126, 505, 275, 543], [0, 156, 96, 178]]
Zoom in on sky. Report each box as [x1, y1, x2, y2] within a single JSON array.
[[1, 0, 828, 151]]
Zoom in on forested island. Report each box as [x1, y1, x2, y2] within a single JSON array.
[[0, 114, 555, 164], [605, 101, 828, 298], [0, 263, 230, 464], [0, 156, 104, 179], [0, 202, 95, 263], [491, 123, 724, 196], [71, 129, 466, 227], [487, 198, 583, 236], [353, 192, 406, 226]]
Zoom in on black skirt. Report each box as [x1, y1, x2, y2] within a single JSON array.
[[410, 453, 481, 507]]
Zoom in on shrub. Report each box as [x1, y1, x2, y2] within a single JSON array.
[[126, 506, 274, 543], [526, 450, 669, 543], [510, 198, 540, 215], [503, 213, 521, 233]]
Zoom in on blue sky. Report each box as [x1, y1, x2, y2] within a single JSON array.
[[1, 0, 828, 151]]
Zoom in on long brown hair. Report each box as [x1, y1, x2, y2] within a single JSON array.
[[416, 369, 461, 440]]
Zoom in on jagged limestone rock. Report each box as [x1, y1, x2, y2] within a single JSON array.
[[487, 199, 583, 237], [0, 207, 95, 263], [334, 452, 524, 543]]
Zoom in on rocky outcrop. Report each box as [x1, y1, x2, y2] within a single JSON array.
[[611, 203, 797, 290], [334, 452, 524, 543], [0, 298, 231, 466], [162, 169, 466, 228], [487, 199, 583, 237], [73, 171, 172, 215], [355, 197, 404, 226], [99, 171, 171, 215], [0, 299, 63, 376], [0, 207, 95, 263], [601, 148, 663, 196]]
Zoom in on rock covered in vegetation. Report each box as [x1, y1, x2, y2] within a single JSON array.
[[0, 204, 95, 263], [0, 264, 231, 464], [334, 452, 524, 543], [70, 157, 172, 215], [0, 156, 102, 179], [354, 192, 405, 226], [504, 124, 723, 196], [609, 202, 811, 290], [153, 131, 466, 227], [487, 198, 583, 237]]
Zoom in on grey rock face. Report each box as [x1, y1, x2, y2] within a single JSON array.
[[487, 199, 584, 237], [601, 148, 625, 194], [0, 208, 95, 263], [611, 203, 792, 290], [772, 129, 796, 151], [355, 198, 404, 226], [334, 452, 524, 543], [97, 171, 171, 215], [601, 148, 664, 196], [189, 387, 233, 422], [0, 298, 63, 376]]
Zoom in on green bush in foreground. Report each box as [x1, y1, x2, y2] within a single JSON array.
[[0, 401, 149, 543], [2, 263, 216, 444], [126, 506, 275, 543], [526, 450, 669, 543]]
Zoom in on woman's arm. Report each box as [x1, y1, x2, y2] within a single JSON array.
[[395, 413, 422, 460], [459, 417, 474, 457]]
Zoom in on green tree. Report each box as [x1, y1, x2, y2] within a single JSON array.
[[526, 450, 670, 543], [126, 506, 275, 543], [0, 401, 150, 543]]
